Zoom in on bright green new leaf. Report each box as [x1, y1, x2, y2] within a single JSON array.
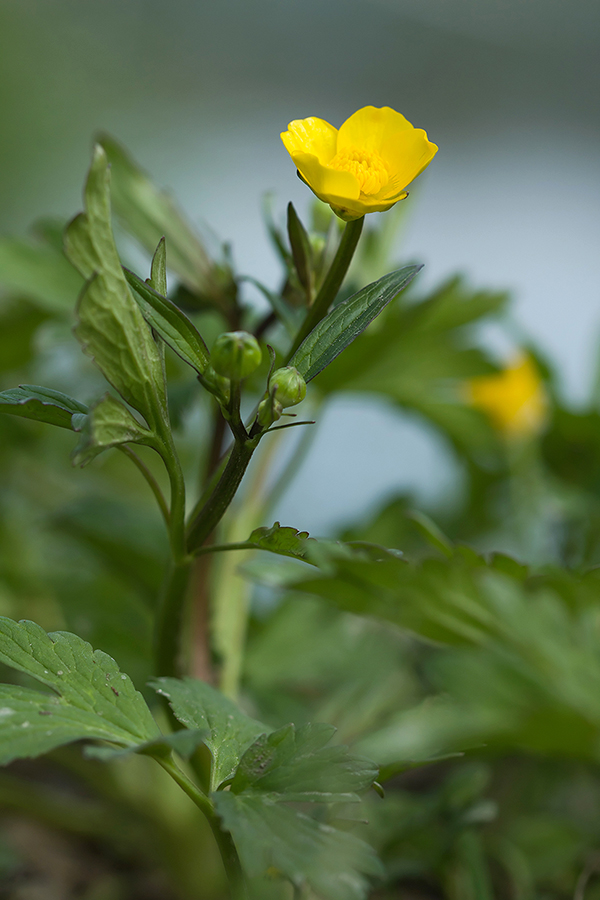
[[0, 385, 88, 430], [246, 522, 313, 562], [149, 676, 268, 790], [0, 617, 159, 766], [214, 791, 382, 900], [289, 266, 421, 382], [65, 146, 168, 431], [71, 393, 158, 466], [0, 236, 84, 313], [124, 268, 210, 375], [149, 237, 168, 296], [97, 134, 224, 300]]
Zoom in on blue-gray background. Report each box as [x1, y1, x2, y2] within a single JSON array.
[[1, 0, 598, 532]]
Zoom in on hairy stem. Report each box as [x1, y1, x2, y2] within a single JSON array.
[[287, 215, 364, 357]]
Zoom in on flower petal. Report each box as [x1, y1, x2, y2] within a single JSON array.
[[292, 151, 360, 206], [281, 117, 339, 165], [337, 106, 413, 155], [377, 128, 438, 198]]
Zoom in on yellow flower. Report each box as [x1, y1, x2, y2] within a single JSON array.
[[466, 355, 547, 438], [281, 106, 438, 221]]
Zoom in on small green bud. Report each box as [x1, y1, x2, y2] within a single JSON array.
[[258, 397, 283, 429], [269, 367, 307, 408], [211, 331, 262, 380], [202, 365, 230, 404]]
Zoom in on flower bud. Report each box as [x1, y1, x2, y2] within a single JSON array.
[[257, 397, 283, 429], [211, 331, 262, 381], [269, 367, 307, 408]]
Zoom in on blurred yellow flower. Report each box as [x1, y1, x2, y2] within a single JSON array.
[[281, 106, 438, 221], [466, 355, 547, 438]]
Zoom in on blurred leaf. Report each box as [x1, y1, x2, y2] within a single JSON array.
[[0, 617, 159, 765], [214, 791, 382, 900], [290, 266, 421, 382], [98, 133, 228, 302], [149, 676, 268, 790], [0, 236, 83, 313], [124, 267, 210, 375], [0, 302, 49, 373], [71, 392, 158, 466], [0, 384, 88, 430], [65, 145, 168, 430], [287, 202, 312, 294]]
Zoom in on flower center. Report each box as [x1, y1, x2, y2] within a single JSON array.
[[329, 147, 389, 195]]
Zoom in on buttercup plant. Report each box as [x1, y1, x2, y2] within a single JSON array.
[[0, 106, 589, 900]]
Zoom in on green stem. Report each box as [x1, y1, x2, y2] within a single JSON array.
[[186, 439, 257, 554], [154, 559, 193, 678], [118, 445, 170, 527], [158, 756, 247, 900], [287, 216, 364, 357], [160, 432, 187, 564]]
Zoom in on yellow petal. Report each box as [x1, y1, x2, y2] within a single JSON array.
[[291, 151, 360, 206], [337, 106, 413, 155], [377, 128, 438, 199], [281, 117, 338, 165]]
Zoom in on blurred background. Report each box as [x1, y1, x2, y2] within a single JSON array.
[[0, 0, 599, 533]]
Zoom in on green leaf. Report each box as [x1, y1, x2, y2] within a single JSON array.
[[0, 617, 159, 765], [71, 393, 158, 466], [0, 236, 84, 313], [214, 792, 382, 900], [84, 727, 208, 761], [149, 237, 167, 296], [124, 268, 210, 375], [97, 134, 225, 300], [0, 303, 50, 373], [289, 265, 421, 382], [287, 202, 312, 293], [231, 722, 378, 802], [246, 522, 313, 562], [149, 677, 268, 790], [0, 385, 88, 430], [65, 145, 168, 431]]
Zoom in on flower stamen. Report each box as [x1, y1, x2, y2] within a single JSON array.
[[329, 148, 389, 195]]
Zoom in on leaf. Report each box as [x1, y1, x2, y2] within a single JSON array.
[[97, 134, 226, 300], [149, 677, 268, 790], [84, 727, 208, 762], [0, 236, 84, 312], [0, 303, 50, 373], [0, 617, 159, 765], [124, 268, 210, 375], [0, 385, 88, 430], [65, 146, 168, 431], [289, 265, 421, 382], [148, 237, 167, 296], [214, 792, 382, 900], [287, 202, 312, 293], [71, 393, 158, 466], [246, 522, 313, 562], [231, 722, 378, 802]]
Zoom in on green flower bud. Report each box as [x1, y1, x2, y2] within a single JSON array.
[[269, 367, 307, 408], [211, 331, 262, 380], [202, 364, 230, 404], [258, 397, 283, 429]]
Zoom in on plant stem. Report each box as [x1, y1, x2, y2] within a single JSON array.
[[287, 215, 364, 357], [187, 439, 257, 554], [154, 559, 193, 678], [118, 445, 170, 526], [158, 756, 247, 900]]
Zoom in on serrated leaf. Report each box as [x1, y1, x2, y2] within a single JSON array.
[[246, 522, 312, 562], [0, 236, 84, 312], [65, 146, 167, 431], [214, 791, 382, 900], [289, 266, 421, 382], [71, 393, 158, 466], [0, 617, 159, 765], [231, 722, 378, 800], [124, 268, 210, 375], [0, 385, 88, 430], [97, 134, 225, 300], [149, 677, 268, 790]]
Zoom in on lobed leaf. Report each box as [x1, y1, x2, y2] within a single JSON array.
[[246, 522, 312, 562], [71, 393, 158, 466], [289, 265, 421, 382], [0, 385, 88, 430], [0, 617, 159, 765]]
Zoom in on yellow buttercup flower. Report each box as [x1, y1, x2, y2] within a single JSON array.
[[281, 106, 438, 220], [466, 355, 547, 438]]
